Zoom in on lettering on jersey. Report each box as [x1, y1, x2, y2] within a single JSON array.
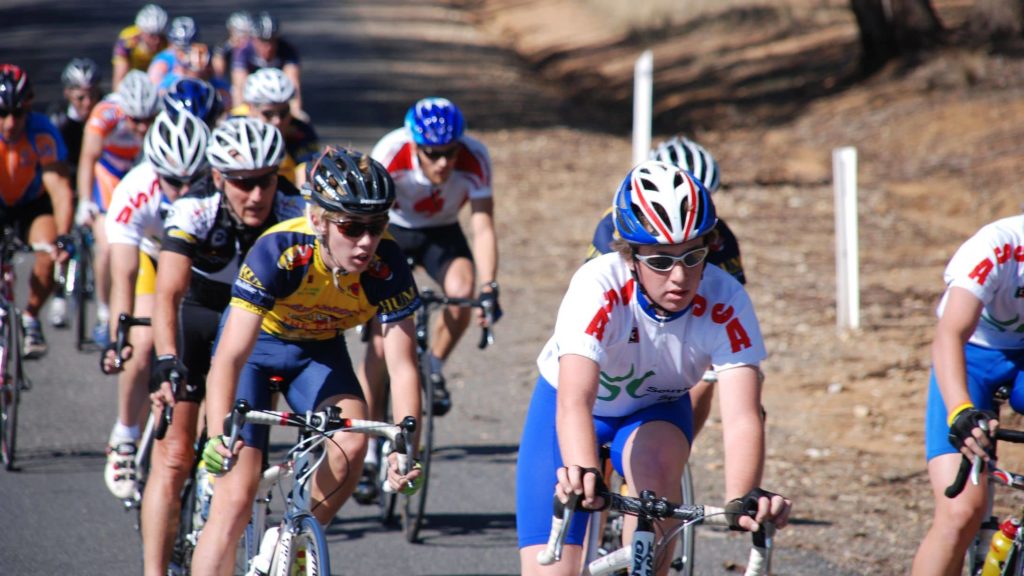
[[710, 303, 734, 324], [365, 256, 392, 280], [377, 286, 417, 315], [277, 244, 314, 270], [115, 206, 134, 224], [969, 258, 995, 286], [167, 228, 197, 244], [725, 318, 752, 352], [585, 279, 635, 342], [597, 365, 656, 402], [237, 263, 264, 290], [690, 294, 707, 316], [413, 189, 444, 216], [629, 327, 639, 343]]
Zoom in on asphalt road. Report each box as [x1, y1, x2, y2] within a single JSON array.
[[0, 1, 859, 574]]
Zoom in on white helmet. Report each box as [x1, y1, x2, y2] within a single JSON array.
[[206, 117, 284, 172], [649, 136, 721, 195], [167, 16, 199, 47], [135, 4, 168, 35], [144, 110, 210, 178], [226, 11, 254, 35], [61, 58, 100, 88], [117, 70, 159, 119], [243, 68, 295, 105]]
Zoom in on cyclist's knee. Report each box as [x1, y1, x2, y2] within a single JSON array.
[[936, 497, 985, 536]]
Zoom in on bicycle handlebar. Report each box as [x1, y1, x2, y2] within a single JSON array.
[[420, 289, 494, 349], [945, 427, 1024, 498]]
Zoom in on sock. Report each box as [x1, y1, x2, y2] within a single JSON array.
[[429, 353, 444, 375], [364, 438, 379, 467], [110, 421, 140, 444], [96, 303, 110, 324]]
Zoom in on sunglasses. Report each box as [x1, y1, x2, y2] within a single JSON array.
[[0, 108, 27, 119], [129, 115, 156, 125], [635, 246, 710, 272], [259, 107, 290, 121], [419, 145, 459, 161], [161, 172, 206, 190], [224, 171, 277, 191], [69, 92, 96, 104], [325, 218, 389, 239]]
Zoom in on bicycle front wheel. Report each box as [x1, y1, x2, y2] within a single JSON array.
[[402, 362, 434, 543], [271, 515, 329, 576], [73, 240, 91, 350], [1, 302, 22, 470], [668, 463, 696, 576]]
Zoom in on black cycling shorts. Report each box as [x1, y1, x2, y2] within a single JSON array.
[[387, 223, 473, 285], [150, 301, 222, 402], [0, 194, 53, 242]]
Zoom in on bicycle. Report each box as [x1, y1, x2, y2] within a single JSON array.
[[945, 424, 1024, 576], [374, 287, 494, 543], [539, 487, 773, 576], [223, 398, 416, 576], [0, 226, 58, 470], [55, 224, 94, 350]]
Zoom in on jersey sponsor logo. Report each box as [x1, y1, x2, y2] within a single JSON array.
[[585, 279, 635, 342], [277, 244, 314, 270], [237, 263, 265, 290], [365, 256, 392, 280], [210, 228, 229, 248], [376, 286, 417, 315], [979, 311, 1024, 333], [597, 365, 657, 402]]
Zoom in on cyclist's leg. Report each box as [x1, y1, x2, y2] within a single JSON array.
[[432, 256, 474, 359], [91, 166, 119, 342], [911, 344, 1012, 576], [356, 318, 387, 421], [24, 206, 57, 317]]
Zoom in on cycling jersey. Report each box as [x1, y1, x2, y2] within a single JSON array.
[[48, 105, 87, 184], [104, 162, 170, 261], [536, 253, 765, 418], [162, 178, 304, 311], [231, 38, 300, 73], [147, 47, 178, 87], [587, 207, 746, 284], [230, 217, 420, 341], [0, 112, 67, 208], [85, 95, 144, 211], [112, 25, 166, 72], [372, 129, 492, 228]]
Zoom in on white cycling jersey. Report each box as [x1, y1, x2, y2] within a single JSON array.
[[371, 128, 492, 228], [104, 161, 170, 259], [938, 214, 1024, 350], [536, 253, 766, 418]]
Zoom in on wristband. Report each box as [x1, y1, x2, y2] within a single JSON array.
[[948, 402, 975, 427], [481, 281, 499, 293]]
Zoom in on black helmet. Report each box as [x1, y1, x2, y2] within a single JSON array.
[[305, 147, 395, 216], [0, 64, 33, 112]]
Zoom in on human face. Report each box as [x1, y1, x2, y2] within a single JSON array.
[[65, 86, 99, 118], [214, 168, 278, 226], [633, 238, 707, 313], [254, 37, 276, 61], [141, 31, 163, 53], [318, 213, 389, 273], [0, 105, 28, 141], [157, 172, 206, 201], [126, 114, 155, 139], [251, 103, 290, 129], [415, 142, 460, 186]]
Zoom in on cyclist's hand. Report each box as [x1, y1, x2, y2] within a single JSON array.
[[478, 285, 503, 326], [149, 381, 175, 414], [726, 487, 791, 532], [75, 199, 98, 227], [53, 235, 71, 264], [202, 434, 243, 476], [154, 354, 189, 398], [555, 464, 606, 511], [386, 455, 423, 495], [948, 406, 998, 461], [99, 342, 130, 375]]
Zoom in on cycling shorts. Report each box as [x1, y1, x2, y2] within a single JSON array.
[[516, 376, 694, 549], [135, 252, 156, 296], [0, 194, 53, 242], [150, 301, 223, 402], [388, 223, 472, 286], [227, 326, 365, 453], [925, 342, 1024, 461], [91, 158, 129, 214]]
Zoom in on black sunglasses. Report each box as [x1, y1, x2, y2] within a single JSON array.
[[635, 247, 710, 272], [0, 108, 27, 119], [325, 218, 389, 239], [161, 172, 206, 190], [259, 107, 290, 121], [224, 171, 277, 191], [419, 145, 459, 161]]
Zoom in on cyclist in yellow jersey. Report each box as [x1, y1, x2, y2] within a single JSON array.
[[112, 4, 168, 90]]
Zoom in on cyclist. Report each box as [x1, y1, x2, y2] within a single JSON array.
[[231, 67, 318, 185], [364, 96, 501, 417], [588, 136, 743, 442], [0, 64, 73, 358], [187, 147, 423, 575], [515, 161, 790, 576], [48, 58, 103, 328], [112, 3, 168, 90], [141, 117, 303, 575], [98, 110, 210, 505], [76, 69, 159, 346], [911, 214, 1024, 575], [148, 16, 200, 90], [231, 11, 304, 121], [212, 11, 253, 80], [161, 77, 225, 129]]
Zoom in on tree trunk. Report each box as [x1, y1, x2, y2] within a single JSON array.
[[850, 0, 944, 75]]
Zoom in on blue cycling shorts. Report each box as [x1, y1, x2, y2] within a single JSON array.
[[515, 376, 693, 549], [925, 343, 1024, 461]]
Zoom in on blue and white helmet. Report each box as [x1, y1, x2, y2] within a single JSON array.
[[649, 136, 721, 194], [613, 160, 717, 245], [163, 78, 223, 127], [404, 97, 465, 146], [167, 16, 199, 47]]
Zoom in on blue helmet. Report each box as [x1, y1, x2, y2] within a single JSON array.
[[404, 97, 465, 146], [613, 160, 717, 246], [168, 16, 199, 47], [162, 78, 222, 127]]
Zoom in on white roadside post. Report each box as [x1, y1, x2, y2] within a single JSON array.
[[633, 50, 653, 167], [833, 146, 860, 331]]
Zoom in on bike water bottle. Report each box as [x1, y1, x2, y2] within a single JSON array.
[[194, 460, 215, 525], [981, 516, 1020, 576]]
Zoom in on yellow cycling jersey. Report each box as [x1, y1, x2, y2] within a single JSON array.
[[230, 217, 420, 341], [112, 25, 166, 72]]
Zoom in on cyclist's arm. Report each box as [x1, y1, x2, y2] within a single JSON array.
[[204, 305, 263, 438], [717, 365, 765, 500], [555, 353, 603, 506], [933, 287, 983, 414], [380, 316, 419, 439], [152, 250, 193, 358], [41, 163, 73, 235], [107, 243, 140, 338], [469, 196, 497, 288], [76, 129, 103, 212]]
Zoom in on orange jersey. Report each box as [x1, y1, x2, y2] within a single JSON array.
[[0, 112, 67, 207], [86, 97, 143, 174]]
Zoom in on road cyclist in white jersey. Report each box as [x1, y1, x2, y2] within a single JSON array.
[[515, 160, 791, 576], [912, 215, 1024, 575], [99, 109, 210, 504]]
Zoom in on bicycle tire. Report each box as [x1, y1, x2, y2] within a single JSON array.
[[73, 236, 91, 350], [402, 358, 434, 543], [1, 301, 22, 470], [668, 463, 696, 576], [169, 473, 199, 575], [270, 515, 329, 576]]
